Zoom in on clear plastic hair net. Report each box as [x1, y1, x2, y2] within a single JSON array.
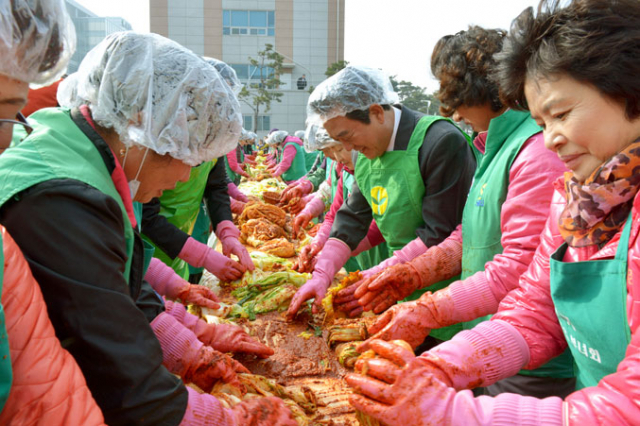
[[203, 57, 242, 96], [58, 32, 242, 166], [0, 0, 76, 85], [266, 130, 288, 146], [306, 65, 399, 127], [304, 125, 339, 152], [294, 130, 305, 140], [247, 132, 258, 143]]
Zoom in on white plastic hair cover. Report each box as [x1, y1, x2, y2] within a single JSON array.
[[58, 32, 242, 166], [303, 125, 339, 153], [266, 130, 288, 146], [306, 65, 398, 127], [0, 0, 76, 85], [246, 132, 258, 143], [294, 130, 305, 140], [203, 56, 242, 95]]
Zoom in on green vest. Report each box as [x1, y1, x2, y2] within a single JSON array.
[[144, 160, 217, 279], [224, 149, 244, 184], [281, 140, 307, 182], [355, 115, 465, 340], [0, 233, 11, 412], [304, 150, 320, 171], [461, 109, 574, 378], [0, 108, 135, 282]]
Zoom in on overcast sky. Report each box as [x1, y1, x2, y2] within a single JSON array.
[[74, 0, 540, 93]]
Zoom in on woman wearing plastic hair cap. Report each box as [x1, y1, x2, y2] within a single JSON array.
[[204, 56, 243, 95], [0, 31, 294, 425], [0, 0, 75, 149]]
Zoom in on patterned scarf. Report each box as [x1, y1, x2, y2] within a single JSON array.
[[559, 140, 640, 247]]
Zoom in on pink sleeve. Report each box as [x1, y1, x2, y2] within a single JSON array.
[[227, 182, 247, 202], [226, 150, 243, 174], [313, 174, 346, 246], [451, 135, 568, 320], [365, 220, 385, 247], [145, 258, 186, 300], [273, 144, 296, 176], [491, 186, 570, 369]]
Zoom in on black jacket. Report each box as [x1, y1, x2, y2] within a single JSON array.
[[329, 105, 476, 250], [0, 108, 188, 425]]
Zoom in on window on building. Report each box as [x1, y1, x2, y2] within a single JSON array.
[[223, 10, 275, 36], [243, 115, 271, 132], [230, 64, 275, 83]]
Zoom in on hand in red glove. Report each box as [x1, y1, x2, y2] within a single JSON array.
[[354, 262, 422, 314], [195, 322, 274, 358], [176, 284, 220, 310], [185, 345, 249, 392], [333, 282, 366, 318], [217, 221, 255, 272], [232, 396, 298, 426], [288, 197, 307, 215], [293, 241, 322, 272], [292, 212, 313, 237], [230, 198, 246, 215]]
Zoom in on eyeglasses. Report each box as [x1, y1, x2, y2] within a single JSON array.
[[0, 112, 33, 136]]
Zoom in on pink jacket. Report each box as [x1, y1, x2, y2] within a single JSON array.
[[273, 137, 302, 176], [226, 148, 245, 175], [0, 228, 104, 425], [437, 133, 568, 321], [486, 178, 640, 423]]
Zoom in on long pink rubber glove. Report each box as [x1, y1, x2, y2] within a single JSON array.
[[230, 198, 246, 215], [352, 238, 463, 314], [216, 221, 254, 271], [281, 179, 313, 205], [164, 300, 273, 358], [182, 387, 297, 425], [286, 238, 352, 319], [357, 236, 429, 284], [292, 194, 325, 236], [150, 312, 248, 392], [179, 237, 246, 282], [146, 258, 220, 309], [346, 339, 563, 426], [227, 182, 248, 202]]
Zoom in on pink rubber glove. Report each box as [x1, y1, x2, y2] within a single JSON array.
[[182, 387, 297, 425], [286, 238, 352, 319], [230, 197, 246, 215], [227, 182, 248, 202], [293, 240, 322, 273], [146, 258, 220, 309], [280, 179, 313, 204], [360, 237, 429, 280], [216, 221, 254, 271], [179, 237, 246, 282], [194, 321, 274, 358], [151, 312, 248, 392], [346, 340, 562, 426]]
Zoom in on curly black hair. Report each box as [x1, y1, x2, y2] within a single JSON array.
[[431, 26, 506, 117], [493, 0, 640, 119]]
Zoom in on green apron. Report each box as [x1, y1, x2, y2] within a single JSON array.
[[304, 150, 320, 171], [461, 110, 540, 329], [143, 160, 217, 279], [187, 202, 211, 276], [281, 140, 308, 182], [133, 202, 155, 276], [550, 214, 633, 388], [224, 149, 244, 184], [0, 233, 11, 412], [355, 116, 463, 341], [460, 109, 573, 378], [0, 108, 135, 282]]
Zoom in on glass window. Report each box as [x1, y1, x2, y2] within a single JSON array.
[[231, 10, 248, 26], [257, 116, 271, 131], [258, 29, 266, 35], [239, 28, 247, 35], [231, 28, 240, 35], [243, 115, 253, 130], [230, 64, 248, 80], [268, 11, 275, 27], [223, 10, 230, 26], [267, 28, 275, 36], [250, 28, 258, 35], [223, 27, 230, 35], [250, 11, 267, 27]]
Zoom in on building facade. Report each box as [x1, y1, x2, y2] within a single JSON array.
[[65, 0, 133, 73], [150, 0, 345, 137]]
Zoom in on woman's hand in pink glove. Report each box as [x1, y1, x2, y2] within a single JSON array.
[[354, 263, 422, 314], [195, 322, 274, 358], [292, 212, 312, 237], [286, 275, 331, 319], [185, 345, 249, 393], [179, 237, 246, 282], [333, 283, 366, 318], [293, 241, 321, 273], [176, 284, 220, 310], [230, 198, 246, 215], [232, 397, 297, 426], [217, 221, 255, 272]]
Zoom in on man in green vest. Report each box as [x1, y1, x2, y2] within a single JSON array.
[[353, 27, 575, 398], [286, 66, 476, 342]]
